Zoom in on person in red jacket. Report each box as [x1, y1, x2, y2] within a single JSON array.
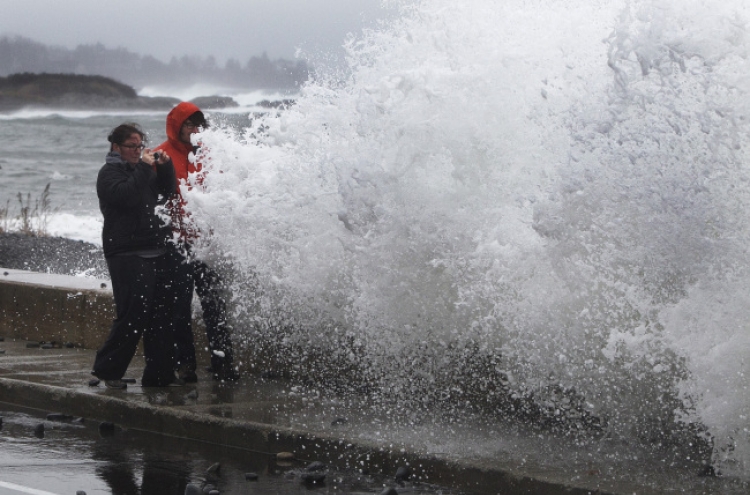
[[156, 101, 239, 382]]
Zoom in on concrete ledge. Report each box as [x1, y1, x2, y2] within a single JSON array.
[[0, 376, 271, 451], [0, 267, 209, 361], [0, 281, 114, 347]]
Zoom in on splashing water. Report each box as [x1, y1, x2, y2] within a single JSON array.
[[184, 0, 750, 477]]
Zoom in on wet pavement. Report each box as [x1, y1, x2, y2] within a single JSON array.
[[0, 339, 490, 495], [0, 402, 460, 495]]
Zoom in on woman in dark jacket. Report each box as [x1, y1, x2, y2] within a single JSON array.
[[92, 122, 182, 388]]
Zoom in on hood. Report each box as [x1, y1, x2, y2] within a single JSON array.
[[165, 101, 203, 151], [105, 151, 127, 165]]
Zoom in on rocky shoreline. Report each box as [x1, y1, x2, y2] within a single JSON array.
[[0, 232, 107, 278], [0, 73, 241, 112]]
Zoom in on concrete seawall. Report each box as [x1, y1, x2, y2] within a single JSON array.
[[0, 267, 209, 361], [0, 268, 113, 349]]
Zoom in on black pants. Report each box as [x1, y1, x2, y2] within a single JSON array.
[[171, 246, 234, 372], [93, 252, 176, 385]]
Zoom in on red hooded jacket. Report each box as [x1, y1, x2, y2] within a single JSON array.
[[155, 101, 204, 242]]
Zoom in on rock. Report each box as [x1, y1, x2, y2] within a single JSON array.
[[300, 471, 326, 484], [208, 491, 220, 495], [46, 413, 74, 422], [0, 232, 107, 278], [184, 484, 202, 495], [33, 423, 45, 438], [88, 378, 101, 387], [190, 95, 239, 110], [98, 421, 115, 437], [331, 417, 348, 426], [276, 452, 295, 461], [185, 389, 199, 399], [0, 336, 4, 341], [306, 461, 326, 471], [257, 99, 295, 109], [64, 342, 76, 348], [77, 491, 87, 495], [244, 472, 259, 481], [100, 283, 107, 289], [201, 484, 216, 494], [26, 341, 40, 348], [395, 466, 412, 482], [380, 488, 399, 495], [0, 417, 3, 430], [0, 350, 5, 355], [40, 343, 54, 349]]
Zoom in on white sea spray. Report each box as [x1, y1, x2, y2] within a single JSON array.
[[184, 0, 750, 476]]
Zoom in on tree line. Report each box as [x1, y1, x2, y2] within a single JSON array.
[[0, 35, 310, 91]]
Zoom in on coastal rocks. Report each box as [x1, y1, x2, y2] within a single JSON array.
[[0, 73, 179, 111], [190, 95, 239, 110], [257, 99, 295, 109], [46, 413, 74, 422], [0, 232, 107, 278], [98, 421, 116, 437], [395, 466, 412, 482], [276, 451, 295, 461]]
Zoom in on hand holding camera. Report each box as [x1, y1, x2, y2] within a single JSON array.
[[143, 148, 170, 166]]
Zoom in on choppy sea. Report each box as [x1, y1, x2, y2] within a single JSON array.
[[0, 92, 286, 245]]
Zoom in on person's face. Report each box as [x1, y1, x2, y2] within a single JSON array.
[[179, 120, 200, 145], [113, 133, 144, 165]]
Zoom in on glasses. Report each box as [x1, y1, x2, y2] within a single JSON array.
[[119, 143, 145, 150], [182, 121, 200, 130]]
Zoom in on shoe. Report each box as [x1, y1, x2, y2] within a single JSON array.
[[104, 379, 128, 389]]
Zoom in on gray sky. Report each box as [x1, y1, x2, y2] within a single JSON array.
[[2, 0, 393, 64]]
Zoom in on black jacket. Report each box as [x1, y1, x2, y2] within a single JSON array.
[[97, 152, 176, 257]]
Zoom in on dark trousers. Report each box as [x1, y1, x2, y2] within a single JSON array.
[[93, 252, 176, 385], [171, 247, 234, 372]]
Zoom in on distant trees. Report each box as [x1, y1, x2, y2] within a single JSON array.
[[0, 36, 310, 91]]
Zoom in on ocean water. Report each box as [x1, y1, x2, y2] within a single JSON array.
[[0, 90, 288, 243], [3, 0, 750, 485]]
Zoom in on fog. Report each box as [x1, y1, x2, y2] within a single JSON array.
[[1, 0, 392, 63]]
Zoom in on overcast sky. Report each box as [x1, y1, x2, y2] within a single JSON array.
[[2, 0, 393, 64]]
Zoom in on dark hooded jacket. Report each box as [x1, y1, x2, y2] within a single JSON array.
[[96, 152, 176, 257], [155, 101, 204, 241]]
